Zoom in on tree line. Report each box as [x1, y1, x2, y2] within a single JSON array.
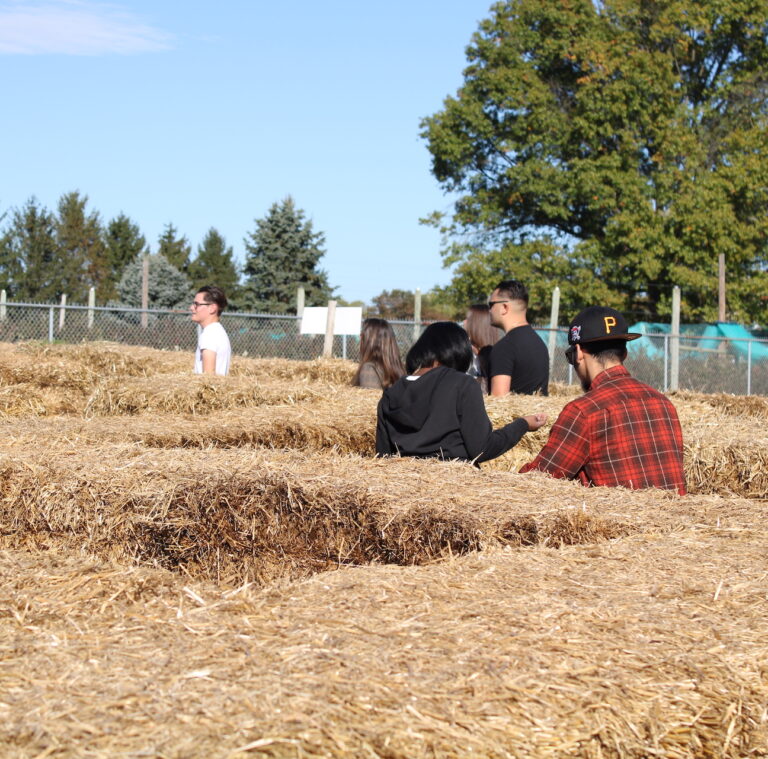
[[0, 193, 334, 313]]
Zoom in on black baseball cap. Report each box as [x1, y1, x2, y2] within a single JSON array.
[[567, 306, 642, 345]]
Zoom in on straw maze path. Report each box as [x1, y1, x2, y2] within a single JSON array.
[[0, 343, 765, 758]]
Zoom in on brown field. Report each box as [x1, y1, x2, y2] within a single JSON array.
[[0, 342, 766, 758]]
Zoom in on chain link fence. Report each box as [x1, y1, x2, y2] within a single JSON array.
[[0, 301, 766, 395]]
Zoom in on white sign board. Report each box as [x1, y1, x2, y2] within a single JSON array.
[[300, 306, 363, 336]]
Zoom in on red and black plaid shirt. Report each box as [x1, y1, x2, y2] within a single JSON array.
[[520, 365, 686, 494]]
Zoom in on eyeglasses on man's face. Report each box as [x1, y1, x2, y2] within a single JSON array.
[[487, 299, 510, 309], [564, 345, 577, 366], [191, 300, 213, 309]]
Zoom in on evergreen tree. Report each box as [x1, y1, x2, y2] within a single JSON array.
[[103, 213, 147, 301], [0, 197, 59, 300], [55, 191, 107, 302], [422, 0, 768, 323], [241, 197, 333, 314], [117, 253, 192, 309], [157, 223, 192, 273], [188, 227, 240, 305]]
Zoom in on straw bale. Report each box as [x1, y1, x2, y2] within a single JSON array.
[[0, 525, 766, 757], [83, 374, 331, 416], [4, 341, 356, 382], [0, 343, 358, 415], [547, 380, 582, 397], [231, 356, 357, 384], [0, 397, 377, 453], [1, 378, 767, 499], [0, 383, 83, 417], [0, 444, 762, 587], [15, 340, 190, 376], [0, 338, 766, 497], [673, 389, 768, 419], [12, 341, 357, 382]]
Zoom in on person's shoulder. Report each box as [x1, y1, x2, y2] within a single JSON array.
[[629, 377, 678, 407], [520, 323, 547, 346], [491, 332, 514, 352], [203, 321, 227, 335], [356, 362, 383, 389]]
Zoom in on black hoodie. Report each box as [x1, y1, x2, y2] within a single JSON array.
[[375, 366, 529, 465]]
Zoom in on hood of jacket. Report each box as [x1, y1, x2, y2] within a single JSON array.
[[379, 366, 455, 431]]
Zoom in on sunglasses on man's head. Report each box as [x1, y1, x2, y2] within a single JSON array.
[[564, 345, 577, 366]]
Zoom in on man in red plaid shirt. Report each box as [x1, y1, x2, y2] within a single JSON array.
[[520, 306, 686, 494]]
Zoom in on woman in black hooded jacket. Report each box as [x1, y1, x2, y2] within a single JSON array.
[[376, 322, 547, 465]]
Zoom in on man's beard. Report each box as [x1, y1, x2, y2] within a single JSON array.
[[580, 376, 591, 392]]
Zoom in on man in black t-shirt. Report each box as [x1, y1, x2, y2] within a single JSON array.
[[487, 280, 549, 396]]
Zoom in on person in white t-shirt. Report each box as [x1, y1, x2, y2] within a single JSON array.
[[190, 285, 232, 376]]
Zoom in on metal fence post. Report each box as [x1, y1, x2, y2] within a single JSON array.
[[48, 306, 54, 343], [0, 289, 6, 322], [413, 289, 422, 343], [88, 287, 95, 329], [670, 286, 680, 391], [548, 286, 560, 375], [663, 334, 669, 392], [58, 294, 67, 332], [141, 255, 149, 329], [747, 339, 752, 396]]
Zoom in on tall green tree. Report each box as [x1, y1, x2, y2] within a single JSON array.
[[103, 213, 147, 301], [241, 197, 334, 314], [55, 191, 107, 302], [157, 223, 192, 273], [422, 0, 768, 323], [0, 197, 59, 300], [117, 253, 192, 309], [188, 227, 240, 304]]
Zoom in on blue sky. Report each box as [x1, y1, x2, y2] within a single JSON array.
[[1, 0, 493, 304]]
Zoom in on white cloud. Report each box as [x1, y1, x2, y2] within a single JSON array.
[[0, 0, 173, 55]]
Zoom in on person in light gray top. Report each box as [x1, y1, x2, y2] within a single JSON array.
[[352, 317, 405, 390]]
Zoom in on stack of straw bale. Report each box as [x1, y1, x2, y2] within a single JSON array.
[[0, 343, 356, 416], [83, 374, 335, 416], [0, 341, 766, 757], [0, 445, 762, 586], [1, 525, 766, 757]]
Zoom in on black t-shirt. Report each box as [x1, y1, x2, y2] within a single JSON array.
[[489, 324, 549, 395]]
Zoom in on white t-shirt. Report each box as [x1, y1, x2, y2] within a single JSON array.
[[194, 321, 231, 376]]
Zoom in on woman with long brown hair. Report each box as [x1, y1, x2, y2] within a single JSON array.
[[352, 317, 405, 389], [464, 304, 501, 393]]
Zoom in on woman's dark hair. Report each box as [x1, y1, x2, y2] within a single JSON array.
[[353, 318, 405, 388], [465, 304, 501, 351], [406, 322, 473, 374]]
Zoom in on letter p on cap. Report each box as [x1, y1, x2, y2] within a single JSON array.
[[604, 316, 617, 334]]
